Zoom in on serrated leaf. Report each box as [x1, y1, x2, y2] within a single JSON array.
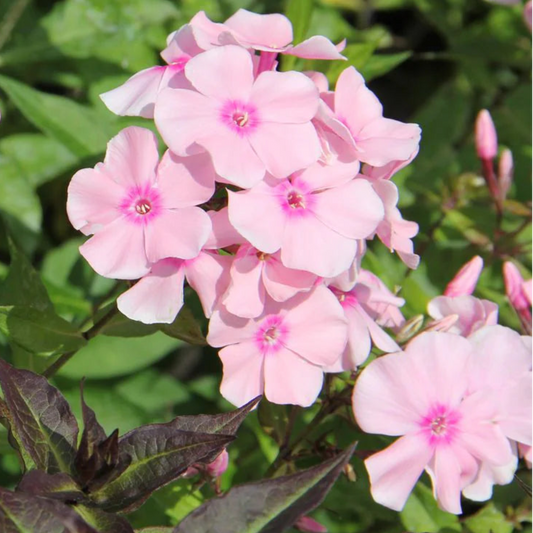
[[0, 237, 52, 311], [0, 306, 87, 356], [174, 445, 355, 533], [0, 74, 113, 157], [0, 487, 97, 533], [160, 307, 206, 345], [0, 360, 79, 475], [359, 51, 411, 81], [91, 428, 234, 512]]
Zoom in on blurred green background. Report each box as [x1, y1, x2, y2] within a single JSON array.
[[0, 0, 531, 531]]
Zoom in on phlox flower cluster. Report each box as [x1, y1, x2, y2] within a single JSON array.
[[67, 8, 420, 410]]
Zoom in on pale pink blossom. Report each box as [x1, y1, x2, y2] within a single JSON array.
[[155, 45, 321, 188], [503, 262, 532, 332], [369, 179, 419, 269], [318, 67, 421, 167], [427, 295, 498, 337], [206, 449, 229, 477], [325, 269, 404, 371], [475, 110, 498, 160], [353, 332, 513, 514], [67, 127, 212, 279], [222, 244, 317, 318], [100, 25, 205, 118], [443, 256, 484, 297], [207, 286, 347, 407], [295, 516, 328, 533], [228, 168, 384, 278]]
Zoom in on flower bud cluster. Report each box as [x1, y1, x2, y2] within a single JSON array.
[[66, 9, 421, 408]]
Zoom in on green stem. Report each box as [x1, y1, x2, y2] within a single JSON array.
[[43, 304, 119, 378], [0, 0, 30, 52]]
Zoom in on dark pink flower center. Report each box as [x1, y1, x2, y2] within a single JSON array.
[[233, 111, 249, 128], [287, 191, 305, 209], [135, 199, 152, 215], [255, 316, 288, 354], [120, 184, 162, 225], [220, 101, 258, 136], [257, 251, 271, 261], [420, 404, 461, 446]]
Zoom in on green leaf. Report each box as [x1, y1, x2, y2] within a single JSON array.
[[327, 43, 375, 84], [0, 74, 113, 157], [160, 307, 206, 345], [0, 306, 87, 356], [91, 428, 233, 512], [0, 237, 52, 311], [401, 483, 461, 533], [164, 480, 205, 524], [72, 505, 134, 533], [58, 331, 180, 379], [0, 488, 97, 533], [258, 399, 289, 445], [135, 529, 174, 533], [0, 134, 78, 188], [464, 503, 513, 533], [174, 445, 355, 533], [0, 155, 42, 233], [283, 0, 314, 70], [0, 359, 79, 475], [359, 51, 412, 81], [102, 312, 160, 338]]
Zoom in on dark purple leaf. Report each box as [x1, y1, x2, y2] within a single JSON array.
[[135, 529, 174, 533], [90, 428, 234, 513], [0, 487, 97, 533], [17, 471, 86, 504], [173, 445, 355, 533], [0, 359, 78, 474], [71, 505, 134, 533]]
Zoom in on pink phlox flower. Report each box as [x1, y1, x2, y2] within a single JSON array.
[[190, 9, 345, 63], [204, 207, 247, 250], [361, 146, 420, 181], [475, 110, 498, 161], [228, 166, 384, 278], [443, 256, 484, 297], [317, 67, 421, 167], [367, 179, 420, 269], [461, 325, 532, 500], [503, 261, 532, 332], [324, 269, 404, 371], [67, 126, 212, 280], [117, 249, 232, 325], [155, 45, 322, 188], [100, 24, 206, 118], [352, 332, 514, 514], [427, 295, 498, 337], [295, 515, 328, 533], [207, 286, 348, 407], [323, 240, 366, 292], [222, 243, 317, 319]]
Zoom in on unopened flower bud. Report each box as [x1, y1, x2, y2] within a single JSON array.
[[444, 256, 484, 297], [475, 110, 498, 160], [295, 516, 328, 533], [425, 314, 460, 333], [503, 262, 532, 333], [498, 149, 513, 202], [396, 314, 424, 342], [206, 449, 229, 478]]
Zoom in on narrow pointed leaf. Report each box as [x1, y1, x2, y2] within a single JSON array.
[[0, 488, 97, 533], [160, 307, 206, 345], [0, 360, 79, 474], [17, 471, 86, 503], [174, 445, 355, 533], [91, 428, 234, 512], [72, 505, 134, 533], [0, 305, 87, 356]]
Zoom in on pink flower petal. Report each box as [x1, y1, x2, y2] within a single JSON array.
[[428, 446, 466, 514], [249, 121, 321, 179], [263, 256, 316, 302], [228, 187, 285, 253], [250, 70, 319, 123], [184, 251, 232, 318], [103, 126, 160, 188], [281, 214, 359, 277], [282, 286, 347, 366], [157, 150, 216, 208], [344, 305, 372, 368], [365, 434, 434, 512], [205, 208, 246, 249], [100, 66, 166, 118], [79, 216, 149, 280], [144, 207, 211, 263], [117, 259, 185, 324], [499, 374, 532, 445], [297, 159, 360, 192], [219, 341, 265, 407], [67, 168, 123, 234], [184, 45, 254, 101], [264, 346, 323, 406], [207, 307, 257, 347], [310, 179, 384, 239], [286, 36, 346, 60]]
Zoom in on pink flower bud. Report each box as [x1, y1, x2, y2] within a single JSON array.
[[503, 262, 532, 332], [525, 1, 532, 32], [475, 110, 498, 160], [498, 149, 513, 202], [295, 516, 328, 533], [444, 256, 484, 297], [206, 449, 229, 478]]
